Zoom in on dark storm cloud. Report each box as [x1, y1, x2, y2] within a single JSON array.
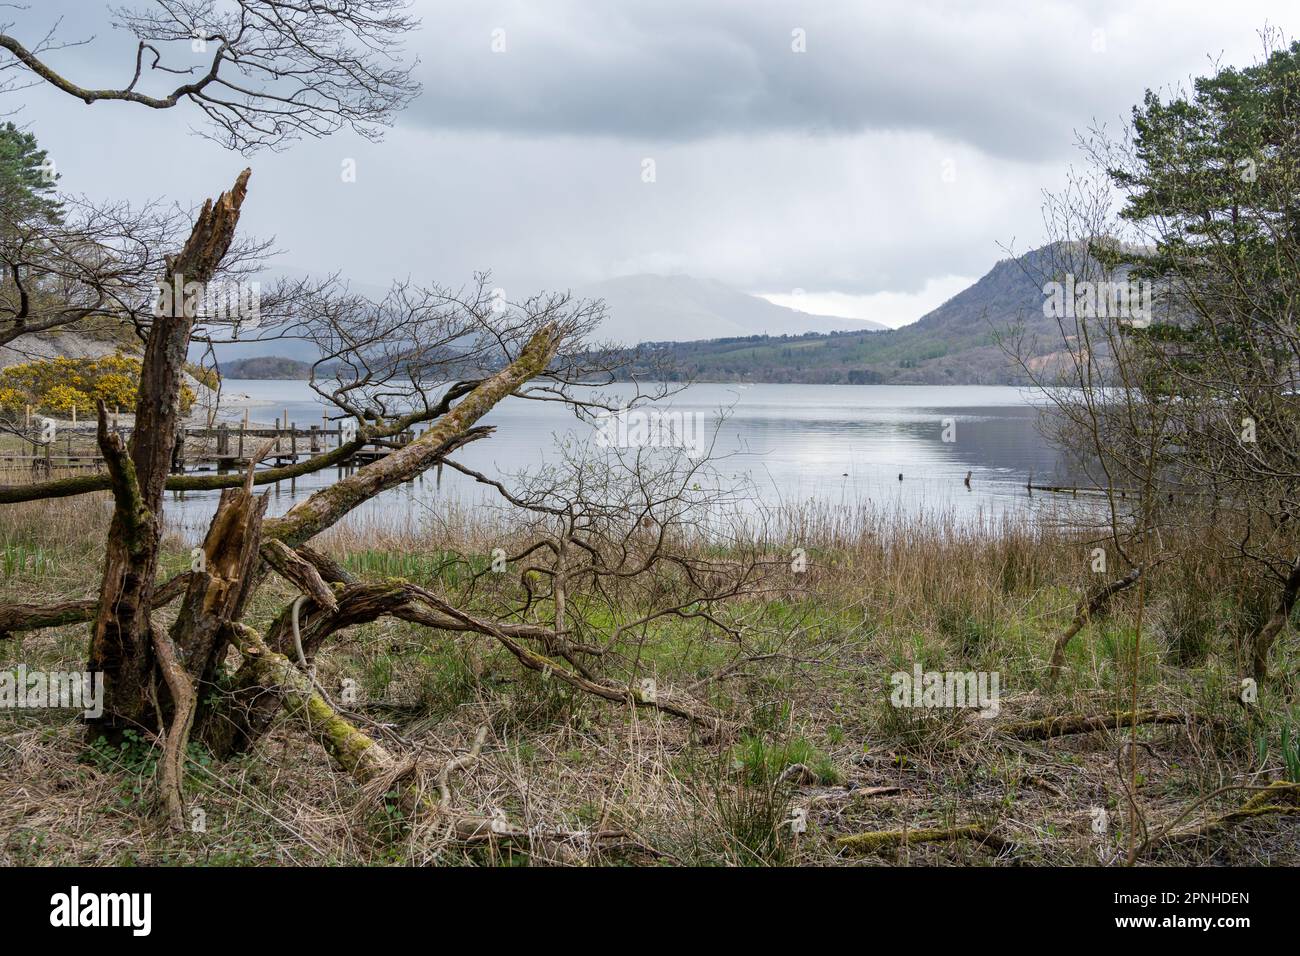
[[407, 0, 1179, 160]]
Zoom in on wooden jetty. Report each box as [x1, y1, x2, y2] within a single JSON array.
[[0, 414, 414, 477]]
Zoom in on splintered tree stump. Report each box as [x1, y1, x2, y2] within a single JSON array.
[[171, 485, 268, 689], [86, 169, 252, 740]]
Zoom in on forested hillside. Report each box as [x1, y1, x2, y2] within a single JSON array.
[[617, 246, 1063, 384]]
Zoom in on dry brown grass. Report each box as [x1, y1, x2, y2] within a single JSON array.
[[2, 493, 1298, 866]]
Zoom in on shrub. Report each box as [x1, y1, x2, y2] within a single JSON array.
[[0, 353, 195, 417]]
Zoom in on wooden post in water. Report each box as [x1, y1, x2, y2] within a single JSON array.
[[217, 422, 230, 472], [310, 424, 320, 454], [171, 432, 185, 474]]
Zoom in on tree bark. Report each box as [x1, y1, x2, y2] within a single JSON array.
[[171, 485, 268, 692]]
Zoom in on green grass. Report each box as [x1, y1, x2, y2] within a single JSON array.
[[732, 734, 840, 786], [0, 540, 56, 579]]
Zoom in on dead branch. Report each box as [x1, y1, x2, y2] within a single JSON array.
[[263, 324, 560, 548], [1001, 709, 1191, 740], [1046, 563, 1146, 685], [0, 570, 191, 638], [437, 727, 488, 812], [227, 622, 432, 813], [1139, 781, 1300, 857], [149, 623, 196, 832], [262, 540, 338, 611]]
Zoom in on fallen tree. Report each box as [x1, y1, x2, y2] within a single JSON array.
[[0, 18, 766, 843], [0, 170, 759, 843]]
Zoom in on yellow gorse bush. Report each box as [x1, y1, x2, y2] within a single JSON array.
[[0, 354, 195, 417]]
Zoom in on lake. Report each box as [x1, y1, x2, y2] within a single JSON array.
[[165, 381, 1082, 542]]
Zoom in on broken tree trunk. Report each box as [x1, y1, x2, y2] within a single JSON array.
[[86, 169, 251, 740], [202, 328, 562, 755], [170, 484, 268, 690]]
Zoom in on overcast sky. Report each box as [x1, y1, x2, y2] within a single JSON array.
[[3, 1, 1296, 327]]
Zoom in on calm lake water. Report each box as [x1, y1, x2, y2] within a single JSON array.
[[165, 381, 1081, 542]]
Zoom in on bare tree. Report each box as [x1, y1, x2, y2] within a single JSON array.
[[0, 185, 283, 350], [0, 0, 773, 848], [0, 0, 421, 151]]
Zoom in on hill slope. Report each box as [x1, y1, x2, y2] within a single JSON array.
[[619, 247, 1063, 385]]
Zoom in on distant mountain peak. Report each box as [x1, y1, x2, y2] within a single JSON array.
[[575, 273, 887, 345], [608, 242, 1096, 386]]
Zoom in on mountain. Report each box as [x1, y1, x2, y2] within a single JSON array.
[[613, 245, 1071, 385], [577, 274, 888, 345], [200, 249, 1072, 384]]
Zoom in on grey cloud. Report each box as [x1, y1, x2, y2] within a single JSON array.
[[406, 0, 1259, 160], [1, 0, 1296, 316]]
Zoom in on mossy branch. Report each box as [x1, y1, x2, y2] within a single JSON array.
[[264, 325, 560, 548], [1137, 781, 1300, 858], [0, 570, 191, 638], [837, 824, 1014, 856], [96, 399, 150, 554]]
